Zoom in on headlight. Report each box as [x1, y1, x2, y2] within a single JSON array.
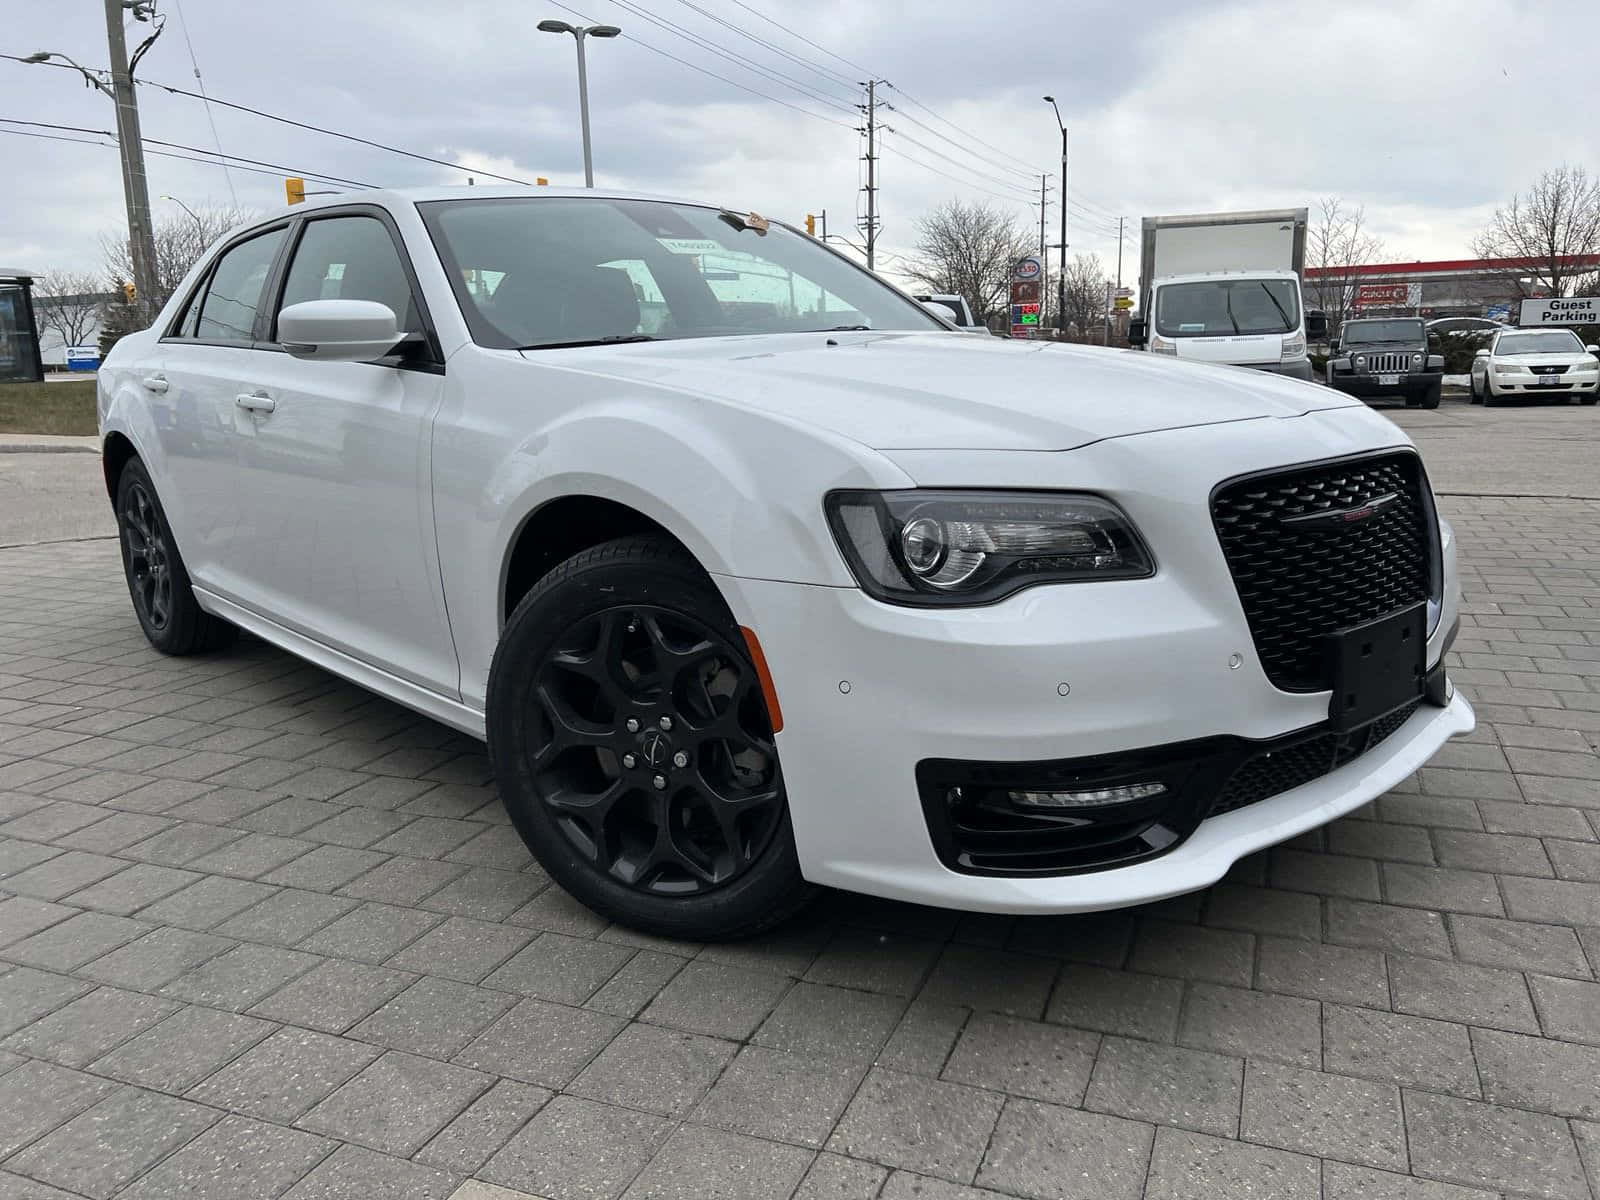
[[1493, 363, 1519, 375], [1412, 353, 1424, 366], [825, 490, 1155, 606], [1280, 334, 1306, 362], [1354, 354, 1367, 369], [1149, 333, 1178, 355]]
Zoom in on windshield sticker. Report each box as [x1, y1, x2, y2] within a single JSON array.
[[656, 238, 726, 255], [1179, 323, 1206, 333]]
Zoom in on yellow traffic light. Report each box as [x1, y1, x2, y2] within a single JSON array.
[[121, 282, 135, 304], [805, 214, 816, 236], [285, 177, 305, 205]]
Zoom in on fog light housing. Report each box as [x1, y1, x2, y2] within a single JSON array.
[[1008, 781, 1168, 809]]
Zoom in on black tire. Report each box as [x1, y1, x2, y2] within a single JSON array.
[[115, 458, 237, 655], [1581, 396, 1598, 406], [487, 535, 814, 940], [1482, 382, 1499, 407], [1470, 373, 1484, 403], [1419, 383, 1441, 410]]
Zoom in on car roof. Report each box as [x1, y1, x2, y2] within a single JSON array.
[[283, 184, 729, 216], [1153, 269, 1300, 285]]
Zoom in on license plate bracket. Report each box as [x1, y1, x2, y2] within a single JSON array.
[[1535, 374, 1562, 386], [1324, 602, 1427, 731], [1377, 373, 1400, 386]]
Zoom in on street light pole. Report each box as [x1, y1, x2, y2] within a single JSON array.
[[1044, 96, 1068, 335], [538, 19, 621, 188], [160, 194, 204, 237]]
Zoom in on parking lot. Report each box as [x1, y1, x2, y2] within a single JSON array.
[[0, 395, 1597, 1200]]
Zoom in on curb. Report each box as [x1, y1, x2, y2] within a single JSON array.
[[0, 444, 98, 454]]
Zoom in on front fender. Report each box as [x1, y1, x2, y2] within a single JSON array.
[[432, 346, 909, 709]]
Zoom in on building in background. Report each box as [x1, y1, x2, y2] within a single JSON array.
[[1305, 254, 1600, 321], [0, 269, 45, 384]]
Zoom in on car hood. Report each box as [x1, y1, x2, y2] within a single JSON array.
[[1341, 341, 1425, 352], [522, 331, 1361, 451], [1495, 352, 1595, 366]]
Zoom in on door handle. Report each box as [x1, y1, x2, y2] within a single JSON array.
[[235, 392, 276, 414], [141, 374, 168, 393]]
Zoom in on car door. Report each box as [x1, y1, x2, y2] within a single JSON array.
[[220, 208, 459, 697], [151, 223, 290, 588]]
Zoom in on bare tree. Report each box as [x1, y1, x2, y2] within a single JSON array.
[[1472, 166, 1600, 299], [1307, 197, 1385, 338], [34, 271, 107, 350], [1059, 253, 1110, 340], [101, 204, 254, 310], [905, 200, 1035, 324]]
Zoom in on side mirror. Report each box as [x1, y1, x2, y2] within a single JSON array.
[[278, 299, 407, 362], [919, 301, 957, 328], [1328, 338, 1340, 353], [1305, 310, 1328, 340], [1127, 318, 1147, 347], [1587, 344, 1599, 354], [1473, 348, 1491, 359]]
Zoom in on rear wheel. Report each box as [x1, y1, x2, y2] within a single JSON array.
[[115, 459, 236, 655], [487, 535, 813, 940]]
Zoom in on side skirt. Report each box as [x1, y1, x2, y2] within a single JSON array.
[[192, 587, 488, 741]]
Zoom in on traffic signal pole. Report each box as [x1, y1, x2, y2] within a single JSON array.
[[104, 0, 159, 324]]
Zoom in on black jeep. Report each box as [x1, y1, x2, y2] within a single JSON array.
[[1325, 317, 1444, 408]]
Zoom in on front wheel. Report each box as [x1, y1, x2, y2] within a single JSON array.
[[486, 536, 813, 940], [1581, 395, 1598, 406], [115, 459, 236, 655], [1419, 383, 1441, 409]]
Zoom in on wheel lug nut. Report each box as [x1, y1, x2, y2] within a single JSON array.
[[652, 774, 667, 790], [621, 753, 636, 768], [672, 750, 689, 768], [625, 718, 640, 733], [658, 716, 673, 731]]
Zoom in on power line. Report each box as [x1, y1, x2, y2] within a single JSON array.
[[546, 0, 856, 130], [169, 0, 238, 205], [883, 128, 1037, 200], [0, 125, 362, 185], [604, 0, 856, 114], [878, 136, 1038, 209], [719, 0, 872, 78], [881, 104, 1040, 185], [0, 117, 375, 187], [664, 0, 857, 93], [884, 83, 1039, 175]]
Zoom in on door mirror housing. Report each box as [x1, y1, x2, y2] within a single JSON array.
[[1305, 310, 1328, 340], [1127, 318, 1147, 347], [1473, 348, 1491, 359], [278, 300, 407, 362], [919, 301, 958, 328], [1587, 344, 1599, 354], [1328, 338, 1340, 353]]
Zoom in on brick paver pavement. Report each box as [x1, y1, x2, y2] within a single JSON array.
[[0, 493, 1597, 1199]]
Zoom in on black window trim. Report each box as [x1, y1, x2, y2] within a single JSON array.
[[264, 203, 446, 373], [160, 221, 293, 349]]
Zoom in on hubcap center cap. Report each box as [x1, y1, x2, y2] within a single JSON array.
[[637, 728, 674, 768]]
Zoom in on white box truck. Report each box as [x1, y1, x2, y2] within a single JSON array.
[[1128, 208, 1324, 380]]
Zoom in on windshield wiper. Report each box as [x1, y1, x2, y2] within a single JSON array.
[[518, 334, 658, 350], [1258, 282, 1292, 331], [808, 325, 872, 332]]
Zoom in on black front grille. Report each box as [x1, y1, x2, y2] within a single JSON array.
[[1212, 453, 1433, 692], [1529, 364, 1569, 375], [1207, 701, 1419, 818]]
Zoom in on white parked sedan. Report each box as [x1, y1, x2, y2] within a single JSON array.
[[99, 187, 1474, 939], [1469, 327, 1600, 405]]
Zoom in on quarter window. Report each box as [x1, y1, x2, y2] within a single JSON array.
[[195, 227, 286, 342], [276, 216, 420, 337]]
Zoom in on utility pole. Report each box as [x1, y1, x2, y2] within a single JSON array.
[[859, 80, 884, 273], [103, 0, 159, 325], [1038, 174, 1048, 329], [1115, 216, 1125, 290]]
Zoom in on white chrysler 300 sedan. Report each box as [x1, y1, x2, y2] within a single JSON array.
[[98, 187, 1474, 939]]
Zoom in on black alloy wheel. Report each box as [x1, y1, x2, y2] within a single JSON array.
[[487, 535, 811, 940], [113, 458, 236, 655], [528, 604, 784, 895], [122, 479, 174, 632]]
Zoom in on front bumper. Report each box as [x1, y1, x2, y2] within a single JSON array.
[[716, 412, 1469, 914], [1330, 371, 1442, 398], [1251, 358, 1314, 381], [1489, 373, 1598, 394]]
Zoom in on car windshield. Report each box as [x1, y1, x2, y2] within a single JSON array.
[[419, 196, 941, 349], [1344, 320, 1423, 343], [1153, 278, 1299, 336], [1496, 330, 1585, 355]]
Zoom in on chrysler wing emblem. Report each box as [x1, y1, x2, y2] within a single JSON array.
[[1279, 491, 1401, 531]]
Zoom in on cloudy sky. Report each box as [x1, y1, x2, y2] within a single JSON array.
[[4, 0, 1596, 290]]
